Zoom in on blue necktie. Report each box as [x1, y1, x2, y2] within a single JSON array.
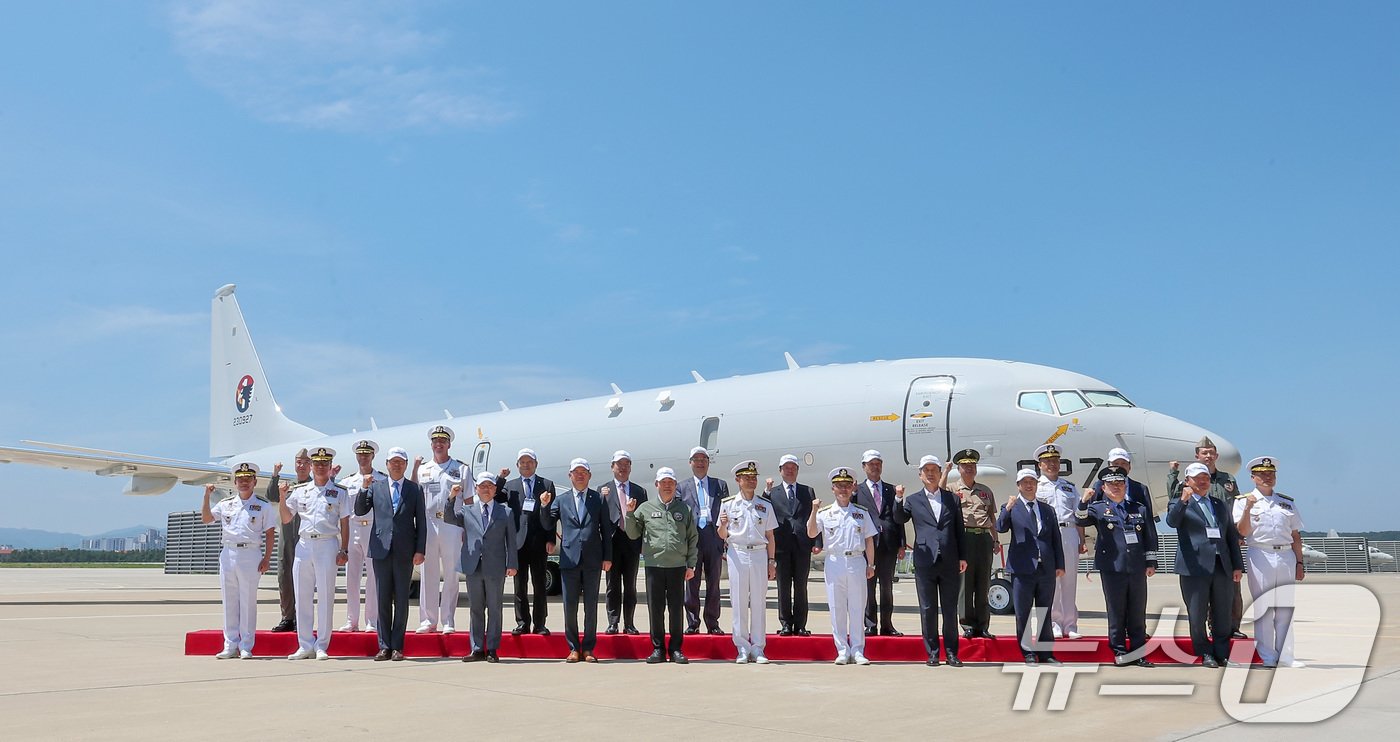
[[481, 505, 490, 529], [392, 481, 401, 513], [697, 480, 709, 528], [1197, 498, 1216, 528]]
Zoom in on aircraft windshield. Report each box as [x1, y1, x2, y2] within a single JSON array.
[[1052, 390, 1089, 414], [1083, 389, 1135, 407]]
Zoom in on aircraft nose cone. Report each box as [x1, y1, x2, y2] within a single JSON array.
[[1144, 413, 1240, 474], [1212, 434, 1242, 476]]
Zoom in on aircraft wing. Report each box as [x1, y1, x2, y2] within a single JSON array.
[[0, 442, 241, 496]]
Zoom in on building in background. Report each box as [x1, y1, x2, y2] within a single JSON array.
[[80, 528, 164, 552]]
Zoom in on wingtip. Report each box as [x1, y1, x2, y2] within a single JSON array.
[[784, 352, 799, 370]]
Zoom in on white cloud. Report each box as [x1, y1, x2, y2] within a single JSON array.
[[169, 0, 514, 132]]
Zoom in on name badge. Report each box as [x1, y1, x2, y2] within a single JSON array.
[[522, 499, 536, 512], [1205, 527, 1222, 540], [1125, 533, 1139, 545]]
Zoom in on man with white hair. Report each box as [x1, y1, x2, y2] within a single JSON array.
[[203, 463, 275, 659]]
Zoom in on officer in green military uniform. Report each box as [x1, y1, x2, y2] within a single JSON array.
[[625, 466, 700, 664], [949, 448, 1000, 640], [1167, 436, 1245, 639]]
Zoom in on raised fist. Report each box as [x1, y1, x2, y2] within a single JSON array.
[[362, 474, 373, 490], [718, 510, 729, 526], [894, 484, 905, 499], [331, 464, 342, 478], [450, 484, 463, 497], [499, 467, 511, 480], [765, 477, 774, 490], [414, 456, 424, 467], [204, 484, 216, 497], [811, 498, 823, 511], [539, 490, 554, 507], [626, 498, 638, 513], [274, 462, 283, 475], [1169, 461, 1179, 471]]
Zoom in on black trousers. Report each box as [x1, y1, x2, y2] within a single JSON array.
[[1207, 580, 1244, 634], [605, 531, 641, 628], [645, 566, 686, 652], [1011, 566, 1057, 658], [686, 538, 724, 631], [277, 516, 300, 621], [865, 543, 899, 632], [1101, 570, 1148, 655], [960, 531, 995, 632], [372, 555, 413, 651], [775, 547, 813, 630], [560, 567, 602, 652], [914, 561, 961, 658], [1181, 571, 1233, 660], [513, 545, 549, 630]]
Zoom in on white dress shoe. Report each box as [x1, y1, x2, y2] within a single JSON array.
[[364, 624, 377, 633], [315, 649, 330, 661], [239, 650, 253, 660], [287, 648, 314, 660], [1067, 631, 1082, 639], [441, 624, 456, 635], [337, 622, 356, 632], [215, 648, 237, 659], [853, 652, 871, 666], [735, 649, 749, 664], [1282, 659, 1307, 668], [1052, 627, 1064, 639], [752, 652, 770, 665], [416, 622, 436, 634], [833, 652, 850, 665]]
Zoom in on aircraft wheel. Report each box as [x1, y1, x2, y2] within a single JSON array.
[[989, 576, 1013, 616], [545, 562, 562, 596]]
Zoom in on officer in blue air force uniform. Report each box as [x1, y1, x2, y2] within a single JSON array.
[[1076, 466, 1158, 666]]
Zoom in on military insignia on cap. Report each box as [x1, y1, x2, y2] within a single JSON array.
[[233, 463, 258, 478], [953, 448, 980, 465], [429, 425, 455, 441], [309, 447, 335, 462], [354, 439, 378, 455], [829, 467, 856, 484], [1247, 456, 1277, 473], [1036, 444, 1061, 459], [731, 460, 759, 477]]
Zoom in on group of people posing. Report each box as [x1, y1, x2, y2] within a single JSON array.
[[201, 429, 1304, 669]]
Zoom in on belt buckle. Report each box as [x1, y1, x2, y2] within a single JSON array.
[[359, 519, 370, 526], [435, 512, 444, 519]]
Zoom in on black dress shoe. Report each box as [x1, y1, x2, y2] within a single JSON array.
[[511, 625, 526, 636], [486, 651, 499, 663], [1231, 631, 1248, 640], [1041, 654, 1062, 666], [624, 626, 640, 635], [669, 651, 689, 664], [707, 627, 724, 635], [962, 628, 975, 640], [271, 618, 296, 633], [1113, 653, 1130, 666], [684, 627, 699, 635], [646, 650, 666, 664], [374, 649, 391, 661], [1202, 655, 1220, 669], [1135, 658, 1155, 668], [1024, 655, 1039, 666], [975, 630, 997, 640], [926, 656, 940, 667], [946, 654, 963, 667], [879, 628, 904, 637], [535, 627, 551, 636], [391, 650, 405, 661], [778, 627, 793, 637], [796, 628, 812, 637], [605, 624, 619, 635], [462, 650, 486, 662]]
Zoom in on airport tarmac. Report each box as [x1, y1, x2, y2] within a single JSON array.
[[0, 569, 1395, 741]]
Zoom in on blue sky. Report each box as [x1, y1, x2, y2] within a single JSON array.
[[1, 1, 1395, 535]]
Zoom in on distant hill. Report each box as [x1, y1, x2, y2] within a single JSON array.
[[0, 527, 84, 549], [0, 525, 161, 549], [1302, 531, 1400, 541]]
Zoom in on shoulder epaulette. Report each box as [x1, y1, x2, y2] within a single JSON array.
[[722, 495, 736, 503], [852, 502, 871, 512], [254, 496, 270, 504], [757, 495, 772, 504], [1276, 493, 1294, 502], [819, 503, 836, 513]]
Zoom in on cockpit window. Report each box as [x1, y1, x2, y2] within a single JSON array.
[[1017, 391, 1054, 415], [1083, 389, 1134, 407], [1052, 390, 1089, 414]]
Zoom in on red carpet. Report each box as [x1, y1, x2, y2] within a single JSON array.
[[185, 629, 1257, 663]]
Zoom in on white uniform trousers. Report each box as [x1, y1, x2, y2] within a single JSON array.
[[1247, 546, 1298, 664], [219, 546, 261, 652], [293, 536, 340, 652], [345, 522, 378, 629], [824, 553, 869, 654], [726, 546, 769, 651], [419, 522, 464, 627], [1051, 525, 1081, 634]]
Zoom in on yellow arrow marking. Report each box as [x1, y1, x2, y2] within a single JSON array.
[[1045, 424, 1068, 444], [870, 413, 900, 422]]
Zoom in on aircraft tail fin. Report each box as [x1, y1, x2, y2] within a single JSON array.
[[209, 285, 323, 458]]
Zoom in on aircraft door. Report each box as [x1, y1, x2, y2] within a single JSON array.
[[470, 441, 491, 479], [903, 376, 955, 465]]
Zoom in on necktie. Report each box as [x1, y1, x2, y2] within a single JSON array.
[[1114, 500, 1127, 523], [576, 491, 585, 516], [391, 481, 401, 512], [788, 484, 796, 507], [697, 480, 709, 528], [872, 482, 882, 512], [1197, 498, 1217, 528], [618, 482, 627, 525], [524, 478, 533, 500], [1026, 501, 1039, 532], [481, 504, 490, 529]]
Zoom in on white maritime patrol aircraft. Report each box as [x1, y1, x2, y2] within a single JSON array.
[[0, 285, 1240, 514]]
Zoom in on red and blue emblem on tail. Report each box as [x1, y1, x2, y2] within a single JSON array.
[[235, 374, 254, 412]]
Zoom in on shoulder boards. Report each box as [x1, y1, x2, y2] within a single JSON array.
[[1275, 493, 1294, 502], [722, 495, 736, 503], [757, 495, 772, 504], [819, 503, 836, 513], [254, 496, 270, 504], [852, 502, 871, 511]]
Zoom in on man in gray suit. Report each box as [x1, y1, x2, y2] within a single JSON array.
[[454, 471, 519, 663], [539, 458, 614, 663], [353, 447, 427, 661]]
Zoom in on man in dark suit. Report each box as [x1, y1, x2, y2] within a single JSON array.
[[996, 468, 1065, 665], [353, 447, 426, 661], [676, 446, 727, 634], [501, 448, 555, 636], [1089, 448, 1156, 521], [455, 471, 519, 662], [538, 458, 613, 662], [1167, 462, 1244, 668], [765, 454, 819, 636], [854, 449, 906, 635], [894, 455, 968, 666], [1076, 466, 1158, 666], [602, 450, 647, 635]]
